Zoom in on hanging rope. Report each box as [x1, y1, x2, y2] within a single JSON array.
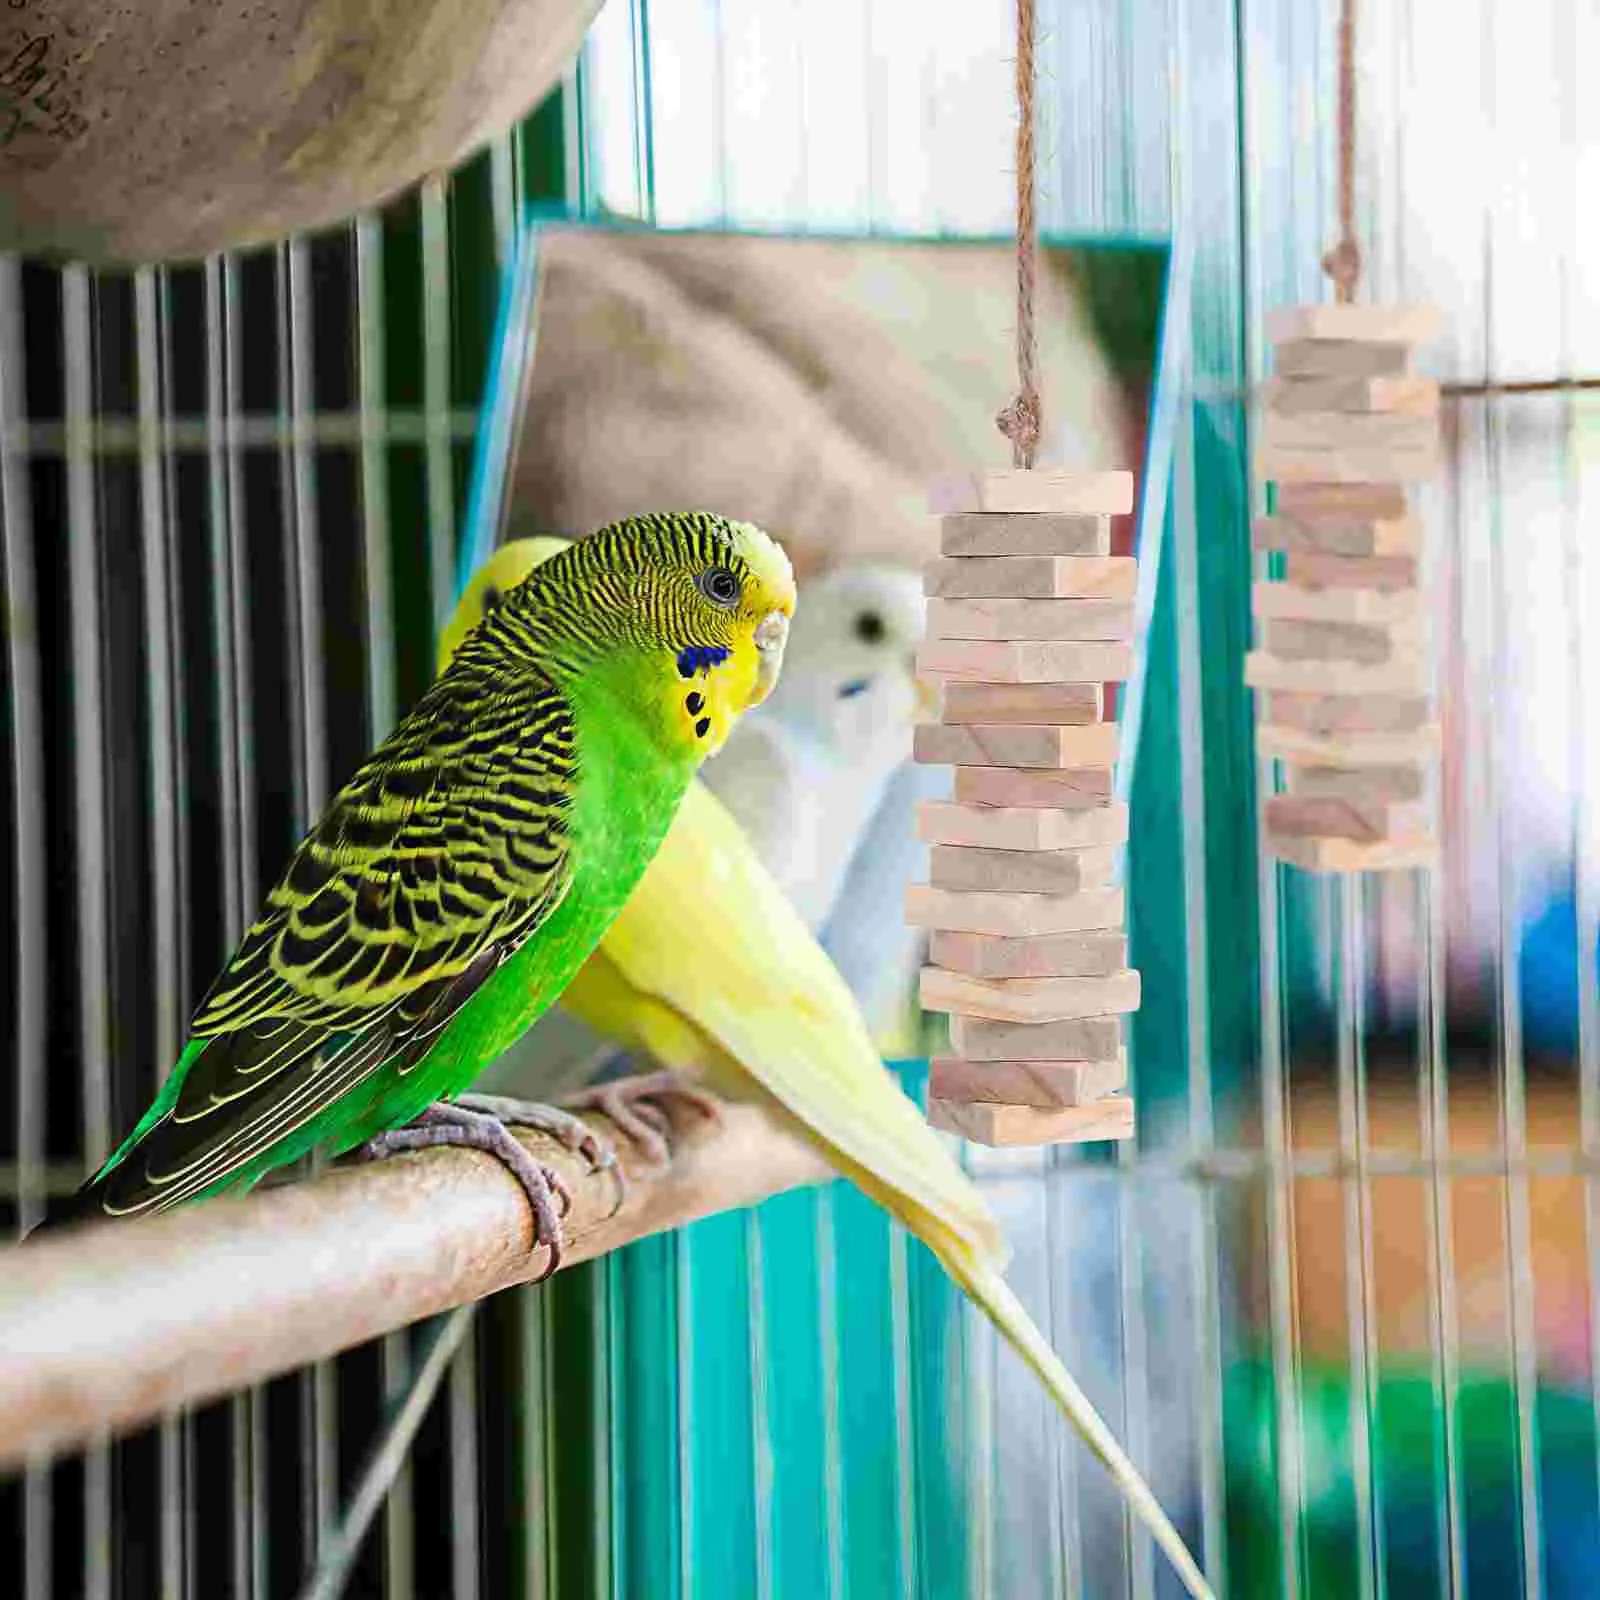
[[996, 0, 1041, 468], [1321, 0, 1361, 301]]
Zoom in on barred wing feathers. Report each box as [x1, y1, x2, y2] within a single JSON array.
[[84, 666, 579, 1218]]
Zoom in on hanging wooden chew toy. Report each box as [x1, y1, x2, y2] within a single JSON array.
[[1247, 0, 1443, 874], [905, 0, 1139, 1149]]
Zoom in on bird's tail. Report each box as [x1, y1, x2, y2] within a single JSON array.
[[948, 1244, 1215, 1600], [21, 1179, 105, 1241], [829, 1148, 1212, 1598]]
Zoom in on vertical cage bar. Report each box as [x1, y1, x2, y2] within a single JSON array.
[[815, 1191, 846, 1600], [1043, 1163, 1082, 1600], [134, 262, 190, 1600], [1236, 0, 1308, 1577], [355, 215, 397, 743], [62, 262, 113, 1600], [0, 258, 44, 1235], [356, 204, 413, 1596], [450, 1327, 482, 1600], [286, 239, 328, 812], [1548, 0, 1598, 1561], [518, 1288, 554, 1600], [0, 252, 52, 1600], [1114, 1172, 1154, 1600], [1419, 861, 1465, 1598], [747, 1212, 776, 1600], [219, 249, 266, 1600], [285, 234, 341, 1568], [674, 1233, 695, 1598], [62, 267, 110, 1175], [1338, 878, 1386, 1600], [967, 1248, 998, 1600], [420, 176, 455, 640], [1483, 387, 1545, 1597], [1573, 294, 1600, 1600], [887, 1225, 918, 1600]]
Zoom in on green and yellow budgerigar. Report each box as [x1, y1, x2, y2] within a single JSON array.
[[39, 514, 795, 1272], [440, 539, 1214, 1600]]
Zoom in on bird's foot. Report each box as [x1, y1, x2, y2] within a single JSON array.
[[357, 1100, 581, 1279], [452, 1092, 625, 1215], [561, 1070, 721, 1171], [452, 1093, 618, 1179]]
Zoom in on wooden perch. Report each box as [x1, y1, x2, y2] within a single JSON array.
[[0, 1095, 832, 1470]]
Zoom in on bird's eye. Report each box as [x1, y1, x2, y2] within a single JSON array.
[[697, 566, 741, 608], [855, 610, 886, 644], [482, 583, 504, 616]]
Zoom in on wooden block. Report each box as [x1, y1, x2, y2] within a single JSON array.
[[950, 1013, 1125, 1062], [917, 639, 1134, 684], [1274, 340, 1411, 379], [1282, 764, 1426, 802], [927, 1094, 1135, 1147], [1264, 375, 1439, 416], [921, 966, 1141, 1024], [929, 843, 1118, 895], [1275, 482, 1411, 520], [940, 514, 1110, 557], [917, 800, 1129, 852], [914, 721, 1120, 770], [1262, 410, 1438, 454], [1257, 440, 1441, 484], [1253, 513, 1422, 559], [1266, 831, 1438, 874], [929, 928, 1129, 978], [926, 596, 1136, 642], [939, 682, 1103, 725], [929, 1053, 1127, 1108], [923, 555, 1138, 600], [1256, 722, 1440, 767], [1261, 690, 1432, 735], [1284, 551, 1420, 591], [905, 884, 1125, 937], [1264, 793, 1429, 843], [929, 469, 1135, 517], [1264, 304, 1442, 345], [1252, 580, 1421, 625], [954, 765, 1114, 809], [1260, 616, 1422, 665], [1245, 650, 1426, 696]]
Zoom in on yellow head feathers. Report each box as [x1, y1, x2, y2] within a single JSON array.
[[440, 514, 795, 762]]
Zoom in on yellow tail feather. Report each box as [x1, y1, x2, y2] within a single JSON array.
[[443, 539, 1212, 1595]]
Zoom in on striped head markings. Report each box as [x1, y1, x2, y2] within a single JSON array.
[[439, 515, 796, 761]]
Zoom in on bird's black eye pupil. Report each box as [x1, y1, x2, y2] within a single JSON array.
[[701, 567, 739, 606], [482, 583, 504, 615], [855, 610, 886, 643]]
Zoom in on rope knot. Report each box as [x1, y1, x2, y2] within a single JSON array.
[[1321, 237, 1362, 304], [996, 391, 1041, 469]]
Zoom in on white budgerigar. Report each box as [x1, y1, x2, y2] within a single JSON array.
[[700, 562, 929, 932]]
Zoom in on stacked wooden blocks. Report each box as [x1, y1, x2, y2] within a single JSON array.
[[907, 468, 1140, 1148], [1247, 303, 1443, 873]]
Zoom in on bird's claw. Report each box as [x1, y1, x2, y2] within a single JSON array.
[[355, 1099, 597, 1279], [561, 1070, 721, 1172], [452, 1092, 617, 1178]]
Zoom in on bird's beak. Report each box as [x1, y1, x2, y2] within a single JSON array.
[[750, 609, 790, 706]]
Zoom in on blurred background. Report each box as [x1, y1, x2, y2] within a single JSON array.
[[0, 0, 1595, 1596]]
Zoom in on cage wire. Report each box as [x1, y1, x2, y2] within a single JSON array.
[[3, 0, 1596, 1596]]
